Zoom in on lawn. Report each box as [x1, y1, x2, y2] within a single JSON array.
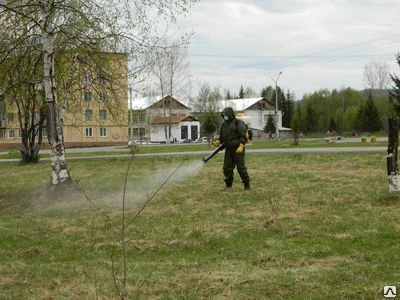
[[1, 152, 399, 299], [0, 137, 387, 160]]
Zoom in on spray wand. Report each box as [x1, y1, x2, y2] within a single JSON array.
[[202, 143, 225, 163]]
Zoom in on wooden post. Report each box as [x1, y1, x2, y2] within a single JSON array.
[[387, 117, 400, 192]]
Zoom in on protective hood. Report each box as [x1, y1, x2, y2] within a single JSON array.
[[221, 107, 236, 121]]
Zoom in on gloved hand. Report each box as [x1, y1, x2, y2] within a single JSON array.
[[212, 139, 221, 147], [236, 143, 245, 154]]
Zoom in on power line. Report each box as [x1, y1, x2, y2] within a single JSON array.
[[187, 33, 400, 70]]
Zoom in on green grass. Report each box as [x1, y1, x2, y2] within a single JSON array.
[[0, 137, 387, 160], [130, 138, 387, 154], [1, 153, 399, 299]]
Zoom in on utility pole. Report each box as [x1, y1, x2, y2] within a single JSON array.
[[267, 71, 282, 139]]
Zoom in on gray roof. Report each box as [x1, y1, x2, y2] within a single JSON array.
[[220, 98, 273, 111]]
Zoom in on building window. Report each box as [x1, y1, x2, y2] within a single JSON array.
[[85, 127, 93, 137], [84, 73, 93, 85], [139, 113, 146, 123], [84, 91, 92, 102], [8, 129, 15, 139], [84, 56, 93, 65], [42, 127, 47, 137], [99, 109, 107, 120], [7, 112, 14, 122], [98, 74, 108, 85], [17, 129, 21, 138], [100, 127, 107, 137], [133, 127, 146, 137], [181, 125, 188, 139], [34, 111, 41, 123], [99, 91, 107, 101], [84, 109, 93, 121]]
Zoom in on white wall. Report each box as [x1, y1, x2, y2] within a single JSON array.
[[244, 109, 282, 131], [150, 121, 200, 142]]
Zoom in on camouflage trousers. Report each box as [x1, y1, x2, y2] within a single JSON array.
[[223, 147, 250, 187]]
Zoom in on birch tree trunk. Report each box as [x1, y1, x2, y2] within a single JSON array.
[[41, 1, 69, 185], [387, 117, 400, 192]]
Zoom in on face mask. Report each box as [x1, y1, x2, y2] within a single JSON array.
[[223, 115, 229, 121]]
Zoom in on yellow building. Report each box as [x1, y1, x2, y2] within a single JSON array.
[[0, 51, 129, 149]]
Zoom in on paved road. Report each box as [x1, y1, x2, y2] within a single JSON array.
[[0, 146, 387, 163]]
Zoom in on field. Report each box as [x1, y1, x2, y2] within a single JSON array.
[[1, 150, 399, 299]]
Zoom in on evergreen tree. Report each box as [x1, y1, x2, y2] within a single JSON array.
[[282, 90, 295, 128], [355, 92, 382, 132], [238, 85, 245, 98], [304, 103, 316, 133], [355, 103, 366, 132], [328, 117, 337, 131], [226, 89, 232, 100], [363, 92, 382, 132], [264, 115, 276, 136], [291, 102, 302, 145], [260, 85, 274, 101]]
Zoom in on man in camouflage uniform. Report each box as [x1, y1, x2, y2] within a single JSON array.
[[212, 107, 251, 190]]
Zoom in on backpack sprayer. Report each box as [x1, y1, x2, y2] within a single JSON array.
[[202, 119, 252, 163]]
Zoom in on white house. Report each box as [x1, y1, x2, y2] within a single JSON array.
[[220, 97, 291, 138], [130, 95, 200, 143], [151, 115, 200, 143]]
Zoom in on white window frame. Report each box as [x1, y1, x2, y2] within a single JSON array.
[[99, 91, 107, 101], [100, 127, 107, 137], [8, 129, 15, 139], [85, 127, 93, 137], [84, 73, 93, 85]]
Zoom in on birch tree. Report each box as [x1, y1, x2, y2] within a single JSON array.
[[152, 43, 190, 143], [190, 83, 222, 139], [0, 20, 46, 163], [0, 0, 197, 185], [363, 61, 390, 90]]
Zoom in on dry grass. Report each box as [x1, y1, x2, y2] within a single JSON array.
[[1, 153, 399, 298]]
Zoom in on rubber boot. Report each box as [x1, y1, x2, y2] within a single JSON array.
[[224, 179, 232, 190], [244, 182, 250, 190]]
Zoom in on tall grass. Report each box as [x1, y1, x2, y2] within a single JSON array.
[[0, 153, 399, 299]]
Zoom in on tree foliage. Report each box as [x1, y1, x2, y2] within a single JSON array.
[[263, 115, 275, 136], [0, 0, 197, 184], [0, 32, 46, 162], [355, 91, 381, 133], [190, 83, 222, 138]]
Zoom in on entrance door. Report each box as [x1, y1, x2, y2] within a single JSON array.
[[191, 125, 198, 140]]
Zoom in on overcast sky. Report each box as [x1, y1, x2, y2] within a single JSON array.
[[175, 0, 400, 99]]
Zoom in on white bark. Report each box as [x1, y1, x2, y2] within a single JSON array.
[[41, 0, 69, 185], [388, 174, 400, 192]]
